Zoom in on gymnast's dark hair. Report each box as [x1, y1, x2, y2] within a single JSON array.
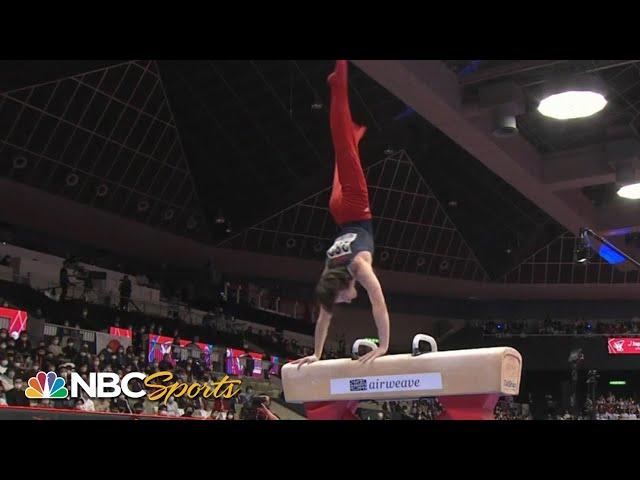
[[314, 265, 352, 313]]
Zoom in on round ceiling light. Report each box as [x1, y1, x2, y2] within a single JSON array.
[[538, 90, 607, 120], [617, 183, 640, 200]]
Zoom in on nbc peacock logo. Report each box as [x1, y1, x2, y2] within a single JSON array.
[[25, 371, 69, 399]]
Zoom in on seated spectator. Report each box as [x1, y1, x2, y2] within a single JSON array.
[[181, 406, 195, 418], [15, 332, 32, 355], [5, 377, 29, 407], [166, 397, 179, 416], [159, 353, 173, 371], [0, 356, 8, 376], [47, 337, 62, 357], [62, 340, 77, 360], [132, 401, 145, 415]]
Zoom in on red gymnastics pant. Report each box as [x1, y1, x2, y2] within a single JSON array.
[[328, 60, 372, 227]]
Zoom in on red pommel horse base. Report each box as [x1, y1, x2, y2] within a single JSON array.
[[282, 335, 522, 420]]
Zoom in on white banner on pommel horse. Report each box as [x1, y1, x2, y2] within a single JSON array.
[[330, 372, 443, 395]]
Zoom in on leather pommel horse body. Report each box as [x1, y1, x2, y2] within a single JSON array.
[[281, 335, 522, 420]]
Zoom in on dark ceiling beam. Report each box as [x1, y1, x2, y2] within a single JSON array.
[[541, 143, 615, 191], [460, 60, 568, 86], [521, 60, 640, 88]]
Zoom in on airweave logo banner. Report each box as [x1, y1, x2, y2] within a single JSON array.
[[330, 373, 443, 395]]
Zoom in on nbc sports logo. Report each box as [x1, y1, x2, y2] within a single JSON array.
[[25, 372, 69, 399]]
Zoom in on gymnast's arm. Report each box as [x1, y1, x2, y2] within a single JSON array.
[[291, 305, 333, 368], [354, 260, 390, 362]]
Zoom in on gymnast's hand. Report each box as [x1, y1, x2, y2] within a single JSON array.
[[291, 354, 319, 369], [358, 346, 387, 363]]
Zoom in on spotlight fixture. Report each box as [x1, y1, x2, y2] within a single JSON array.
[[537, 74, 607, 120], [12, 155, 27, 170], [478, 81, 525, 138], [380, 251, 389, 262], [215, 209, 225, 224], [611, 139, 640, 199], [311, 102, 323, 110], [492, 106, 518, 138], [187, 217, 198, 230], [617, 183, 640, 200], [137, 199, 150, 212], [313, 241, 323, 253], [286, 238, 296, 249], [65, 172, 79, 187], [163, 209, 175, 221], [447, 200, 458, 208], [384, 147, 395, 156], [96, 184, 109, 198], [225, 224, 232, 234]]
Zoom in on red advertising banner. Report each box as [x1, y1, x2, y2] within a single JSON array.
[[608, 337, 640, 354], [0, 307, 28, 338], [109, 327, 132, 338]]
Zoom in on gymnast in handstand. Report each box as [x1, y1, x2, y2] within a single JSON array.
[[292, 60, 390, 367]]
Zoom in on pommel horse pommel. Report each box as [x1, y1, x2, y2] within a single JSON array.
[[282, 334, 522, 420]]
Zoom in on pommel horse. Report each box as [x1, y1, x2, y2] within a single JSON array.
[[282, 335, 522, 420]]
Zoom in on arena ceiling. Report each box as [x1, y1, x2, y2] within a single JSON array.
[[2, 59, 640, 285]]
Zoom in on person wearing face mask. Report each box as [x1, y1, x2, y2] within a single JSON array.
[[166, 396, 179, 416], [5, 338, 16, 356], [58, 366, 71, 383], [6, 377, 29, 407], [77, 350, 90, 367], [0, 368, 14, 391], [15, 332, 31, 355], [90, 356, 101, 373], [12, 354, 25, 377], [47, 336, 62, 357], [0, 357, 8, 375], [110, 353, 122, 371], [62, 340, 77, 360], [158, 353, 173, 372], [116, 346, 126, 365], [34, 346, 47, 367]]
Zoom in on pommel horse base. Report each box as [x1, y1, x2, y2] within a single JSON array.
[[282, 335, 522, 420]]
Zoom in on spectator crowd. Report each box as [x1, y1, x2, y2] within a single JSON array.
[[482, 316, 640, 336], [0, 326, 280, 420]]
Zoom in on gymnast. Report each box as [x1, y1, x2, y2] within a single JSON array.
[[292, 60, 390, 368]]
